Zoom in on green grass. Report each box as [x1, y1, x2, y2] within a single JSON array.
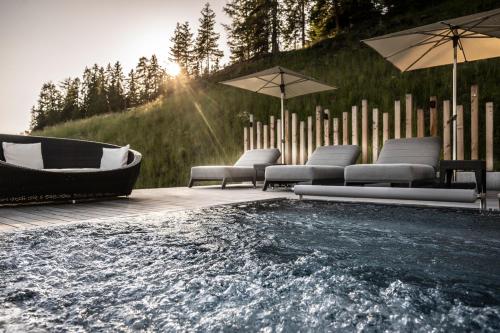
[[37, 35, 500, 188]]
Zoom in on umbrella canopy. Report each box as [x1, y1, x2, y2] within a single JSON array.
[[363, 8, 500, 160], [220, 66, 336, 163]]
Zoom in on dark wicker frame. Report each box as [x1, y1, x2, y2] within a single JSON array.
[[0, 134, 142, 204]]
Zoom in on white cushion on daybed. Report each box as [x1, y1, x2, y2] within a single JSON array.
[[100, 145, 129, 170], [2, 142, 44, 169]]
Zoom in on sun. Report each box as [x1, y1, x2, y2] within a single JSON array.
[[166, 62, 181, 77]]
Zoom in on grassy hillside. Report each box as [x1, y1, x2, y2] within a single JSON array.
[[38, 3, 500, 188]]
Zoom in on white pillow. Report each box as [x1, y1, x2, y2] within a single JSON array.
[[2, 142, 44, 169], [100, 145, 130, 170]]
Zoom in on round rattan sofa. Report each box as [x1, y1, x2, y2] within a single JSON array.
[[0, 134, 142, 204]]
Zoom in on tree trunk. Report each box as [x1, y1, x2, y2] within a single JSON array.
[[300, 1, 306, 48], [333, 0, 341, 34], [271, 0, 279, 54]]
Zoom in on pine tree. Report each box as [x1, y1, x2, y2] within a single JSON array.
[[59, 77, 81, 121], [195, 3, 224, 75], [30, 82, 62, 130], [148, 55, 165, 99], [81, 64, 109, 117], [282, 0, 310, 49], [136, 56, 151, 103], [107, 61, 126, 112], [126, 69, 140, 108], [169, 22, 194, 76]]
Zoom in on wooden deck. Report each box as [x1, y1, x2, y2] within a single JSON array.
[[0, 186, 498, 232]]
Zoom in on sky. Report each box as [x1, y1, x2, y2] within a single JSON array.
[[0, 0, 230, 134]]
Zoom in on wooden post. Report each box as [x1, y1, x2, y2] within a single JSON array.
[[292, 113, 298, 165], [429, 96, 438, 137], [244, 127, 249, 151], [443, 100, 452, 160], [249, 114, 255, 149], [316, 105, 323, 148], [471, 85, 479, 159], [394, 100, 401, 139], [270, 115, 276, 148], [307, 116, 313, 159], [352, 106, 358, 146], [417, 109, 424, 138], [456, 105, 464, 160], [300, 121, 306, 165], [372, 108, 379, 162], [362, 100, 368, 163], [285, 110, 291, 164], [323, 109, 330, 145], [256, 121, 262, 149], [342, 112, 349, 145], [383, 112, 389, 143], [277, 119, 282, 156], [333, 118, 339, 145], [405, 94, 413, 138], [486, 102, 494, 171], [263, 124, 269, 149]]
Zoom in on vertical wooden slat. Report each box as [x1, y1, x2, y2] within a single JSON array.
[[443, 100, 452, 160], [249, 114, 255, 150], [342, 112, 349, 145], [307, 116, 313, 159], [244, 127, 249, 151], [285, 110, 291, 164], [456, 105, 464, 160], [372, 108, 379, 162], [323, 109, 330, 145], [383, 112, 389, 143], [263, 124, 269, 149], [277, 119, 282, 156], [291, 113, 298, 165], [351, 106, 358, 146], [471, 85, 479, 160], [316, 105, 323, 148], [429, 96, 438, 137], [394, 100, 401, 139], [417, 109, 424, 138], [486, 102, 494, 171], [270, 115, 276, 148], [256, 121, 262, 149], [405, 94, 413, 138], [362, 100, 368, 163], [300, 121, 306, 165], [333, 118, 339, 145]]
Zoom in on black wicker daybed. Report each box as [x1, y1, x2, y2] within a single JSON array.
[[0, 134, 142, 204]]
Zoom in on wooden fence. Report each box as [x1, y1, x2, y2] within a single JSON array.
[[243, 85, 495, 171]]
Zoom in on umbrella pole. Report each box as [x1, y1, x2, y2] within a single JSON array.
[[280, 92, 285, 164], [452, 38, 458, 161]]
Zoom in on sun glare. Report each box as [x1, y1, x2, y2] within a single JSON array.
[[166, 62, 181, 77]]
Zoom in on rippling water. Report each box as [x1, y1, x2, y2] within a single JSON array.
[[1, 200, 500, 332]]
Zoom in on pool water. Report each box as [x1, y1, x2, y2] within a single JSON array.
[[1, 200, 499, 332]]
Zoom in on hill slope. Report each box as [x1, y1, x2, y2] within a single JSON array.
[[38, 4, 500, 188]]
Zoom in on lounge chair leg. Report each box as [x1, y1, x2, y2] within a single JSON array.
[[252, 178, 256, 189], [408, 181, 413, 188], [188, 178, 194, 188], [221, 178, 227, 189], [263, 181, 268, 191]]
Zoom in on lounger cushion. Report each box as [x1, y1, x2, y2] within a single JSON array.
[[266, 165, 345, 182], [191, 166, 255, 180], [44, 168, 101, 173], [306, 145, 360, 167], [234, 148, 281, 167], [376, 137, 441, 169], [345, 163, 436, 183], [2, 142, 44, 169]]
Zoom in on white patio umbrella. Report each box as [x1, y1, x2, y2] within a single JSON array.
[[220, 66, 336, 163], [363, 8, 500, 160]]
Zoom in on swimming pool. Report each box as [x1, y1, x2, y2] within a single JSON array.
[[1, 200, 499, 331]]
